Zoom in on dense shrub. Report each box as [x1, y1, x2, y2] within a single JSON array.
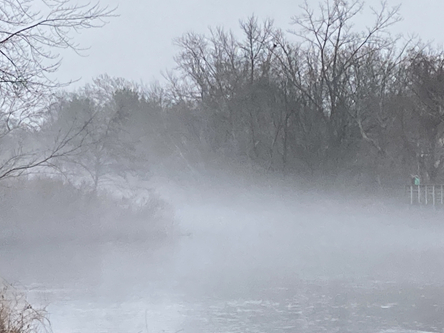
[[0, 177, 175, 244]]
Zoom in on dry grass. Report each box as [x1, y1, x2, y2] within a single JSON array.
[[0, 281, 49, 333]]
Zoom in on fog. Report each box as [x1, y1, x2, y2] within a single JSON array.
[[1, 173, 443, 332], [2, 0, 444, 332], [175, 179, 444, 291]]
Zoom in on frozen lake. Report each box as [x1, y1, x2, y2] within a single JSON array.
[[1, 183, 444, 333]]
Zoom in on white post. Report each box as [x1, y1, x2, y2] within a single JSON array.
[[441, 185, 443, 205], [425, 185, 428, 205], [433, 185, 436, 206], [418, 185, 421, 204]]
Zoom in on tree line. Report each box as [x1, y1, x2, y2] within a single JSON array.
[[3, 0, 444, 191], [164, 1, 444, 188]]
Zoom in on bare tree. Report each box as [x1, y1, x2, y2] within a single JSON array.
[[280, 0, 402, 177], [405, 50, 444, 182], [49, 76, 144, 192], [0, 0, 115, 180], [172, 16, 285, 167]]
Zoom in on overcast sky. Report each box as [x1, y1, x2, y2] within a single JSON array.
[[57, 0, 444, 89]]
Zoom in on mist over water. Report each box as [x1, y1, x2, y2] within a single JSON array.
[[168, 178, 444, 288], [2, 0, 444, 332], [2, 173, 442, 333]]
